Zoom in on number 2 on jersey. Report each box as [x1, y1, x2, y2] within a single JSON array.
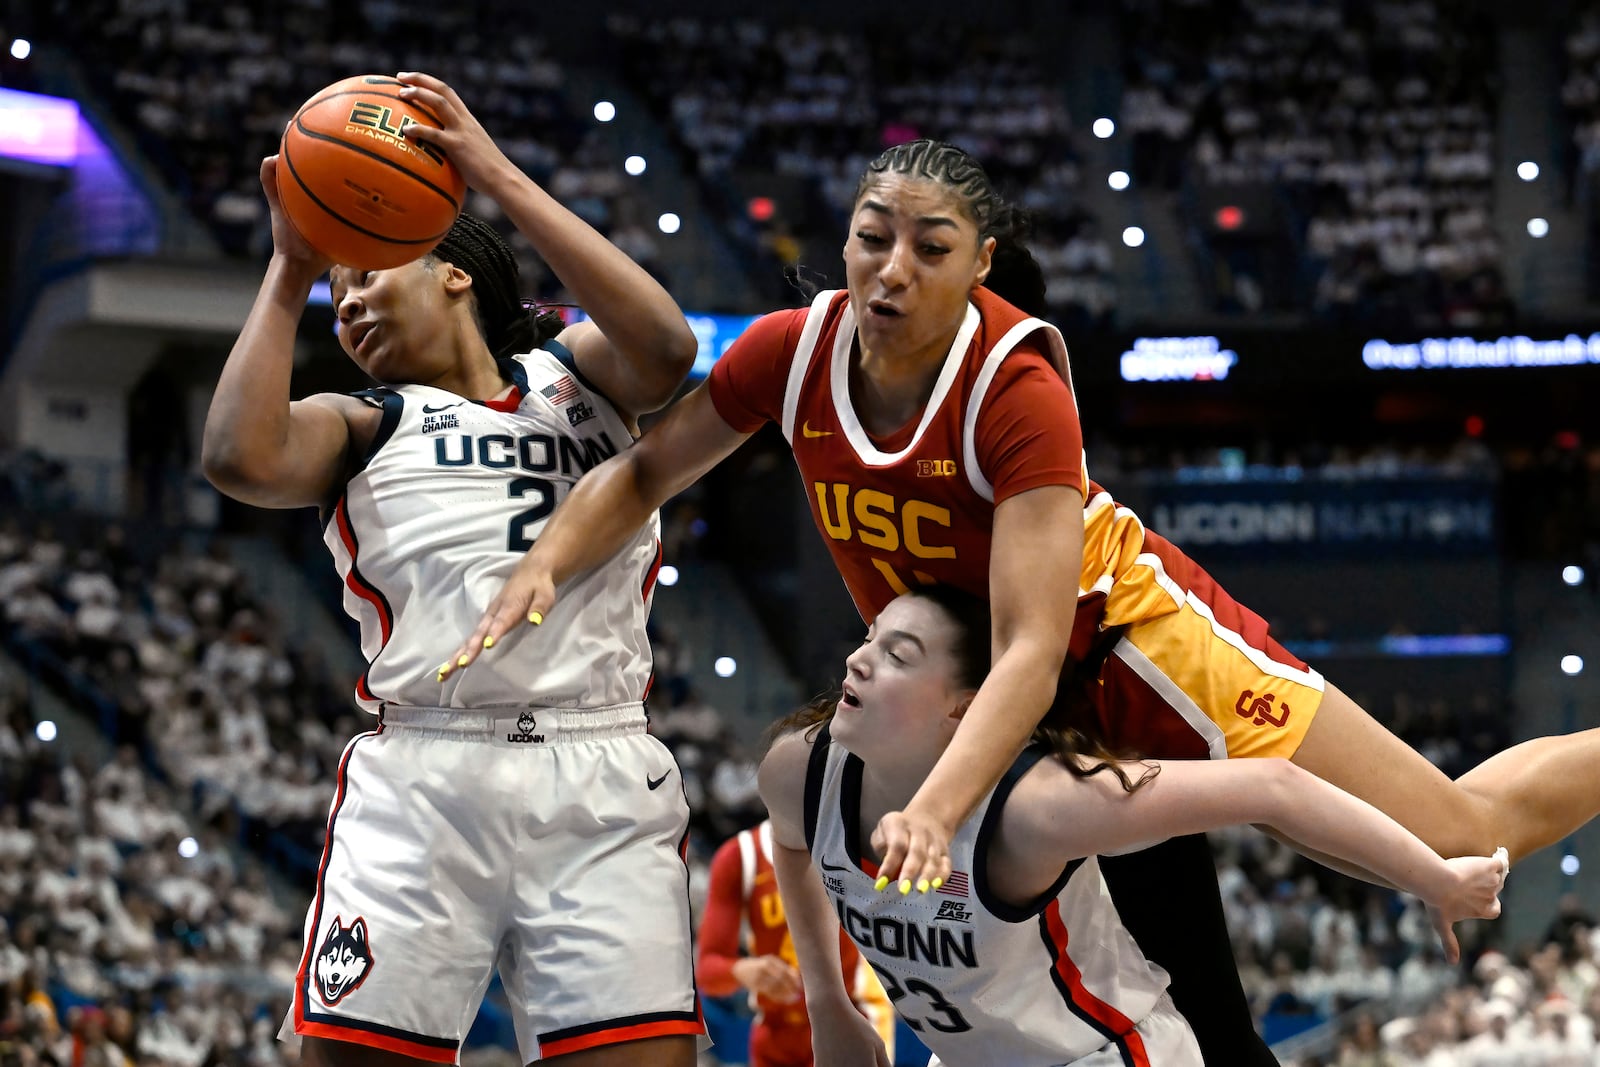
[[506, 476, 555, 551]]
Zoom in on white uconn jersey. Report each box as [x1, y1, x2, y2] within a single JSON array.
[[804, 727, 1172, 1067], [323, 345, 660, 713]]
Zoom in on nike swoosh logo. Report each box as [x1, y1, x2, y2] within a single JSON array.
[[801, 421, 834, 438], [422, 403, 463, 413], [819, 858, 850, 873], [647, 770, 670, 790]]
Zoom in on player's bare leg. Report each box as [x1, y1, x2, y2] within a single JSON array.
[[541, 1034, 698, 1067], [1291, 683, 1600, 862]]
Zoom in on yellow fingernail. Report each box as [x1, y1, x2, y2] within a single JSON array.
[[529, 611, 543, 626], [916, 879, 930, 893], [931, 877, 944, 890], [873, 876, 889, 892], [436, 668, 448, 682], [457, 655, 469, 668], [482, 635, 494, 649], [899, 879, 911, 895]]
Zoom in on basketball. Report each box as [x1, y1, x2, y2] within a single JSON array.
[[277, 74, 466, 270]]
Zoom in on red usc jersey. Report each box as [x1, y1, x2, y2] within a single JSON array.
[[708, 287, 1195, 641]]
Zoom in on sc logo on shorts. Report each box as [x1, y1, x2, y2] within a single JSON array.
[[1235, 690, 1290, 729]]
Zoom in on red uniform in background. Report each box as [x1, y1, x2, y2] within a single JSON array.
[[697, 822, 893, 1067]]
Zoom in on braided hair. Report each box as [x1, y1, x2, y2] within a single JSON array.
[[853, 140, 1048, 317], [427, 213, 565, 360]]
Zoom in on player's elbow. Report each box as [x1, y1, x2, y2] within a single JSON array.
[[1253, 758, 1309, 824], [201, 432, 288, 503], [634, 331, 698, 414], [200, 432, 250, 495]]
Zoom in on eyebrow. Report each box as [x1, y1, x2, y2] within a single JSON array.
[[878, 629, 927, 655], [860, 200, 961, 231]]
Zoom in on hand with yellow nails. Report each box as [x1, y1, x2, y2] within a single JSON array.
[[435, 557, 556, 682], [869, 807, 954, 900]]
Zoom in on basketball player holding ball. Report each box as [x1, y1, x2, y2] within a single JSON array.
[[203, 72, 703, 1067]]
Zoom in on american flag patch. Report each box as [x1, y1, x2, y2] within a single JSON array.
[[541, 376, 580, 405], [937, 871, 970, 897]]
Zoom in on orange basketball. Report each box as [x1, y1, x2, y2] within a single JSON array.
[[277, 74, 466, 270]]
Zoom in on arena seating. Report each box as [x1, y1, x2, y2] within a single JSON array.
[[608, 15, 1116, 328], [50, 0, 659, 295], [1120, 0, 1509, 324]]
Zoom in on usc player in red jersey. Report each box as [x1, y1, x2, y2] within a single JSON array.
[[445, 140, 1600, 1064], [696, 821, 894, 1067]]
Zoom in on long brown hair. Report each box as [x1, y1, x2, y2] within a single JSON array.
[[766, 586, 1157, 792]]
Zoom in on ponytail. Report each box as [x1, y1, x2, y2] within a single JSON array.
[[429, 213, 567, 360], [982, 206, 1049, 318]]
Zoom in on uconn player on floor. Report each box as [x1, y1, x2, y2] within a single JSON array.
[[203, 73, 702, 1067], [758, 585, 1508, 1067]]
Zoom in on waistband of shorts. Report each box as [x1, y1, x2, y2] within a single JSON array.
[[377, 702, 647, 743]]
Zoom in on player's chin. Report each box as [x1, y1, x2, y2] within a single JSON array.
[[829, 705, 862, 741]]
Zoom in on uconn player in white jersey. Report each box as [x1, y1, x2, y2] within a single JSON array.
[[757, 585, 1510, 1067], [203, 73, 702, 1067]]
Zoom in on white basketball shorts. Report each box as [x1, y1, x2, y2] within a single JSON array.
[[279, 704, 704, 1064]]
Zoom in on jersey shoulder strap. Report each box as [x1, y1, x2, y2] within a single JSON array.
[[780, 289, 846, 444], [736, 828, 757, 903]]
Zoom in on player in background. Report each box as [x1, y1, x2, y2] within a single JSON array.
[[202, 72, 700, 1067], [697, 819, 895, 1067], [445, 138, 1600, 1062], [758, 585, 1509, 1067]]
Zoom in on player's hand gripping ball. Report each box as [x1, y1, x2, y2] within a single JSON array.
[[277, 74, 466, 270]]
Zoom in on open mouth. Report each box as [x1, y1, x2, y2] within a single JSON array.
[[866, 299, 902, 318], [840, 685, 862, 709], [351, 322, 376, 354]]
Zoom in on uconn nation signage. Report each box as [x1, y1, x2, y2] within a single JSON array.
[[1122, 477, 1496, 559]]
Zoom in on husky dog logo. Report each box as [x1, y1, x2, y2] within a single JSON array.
[[508, 711, 544, 744], [313, 915, 373, 1006]]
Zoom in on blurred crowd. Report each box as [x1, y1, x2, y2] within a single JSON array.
[[0, 519, 357, 869], [1280, 921, 1600, 1066], [573, 17, 1115, 328], [0, 682, 299, 1066], [48, 0, 662, 293], [50, 0, 1600, 331], [1122, 0, 1509, 326]]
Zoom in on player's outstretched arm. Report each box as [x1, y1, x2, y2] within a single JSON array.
[[875, 483, 1084, 891], [442, 383, 749, 676], [1003, 756, 1508, 962], [759, 730, 891, 1067], [202, 157, 360, 510], [396, 72, 696, 421]]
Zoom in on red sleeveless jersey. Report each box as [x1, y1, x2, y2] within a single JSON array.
[[708, 287, 1194, 634]]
